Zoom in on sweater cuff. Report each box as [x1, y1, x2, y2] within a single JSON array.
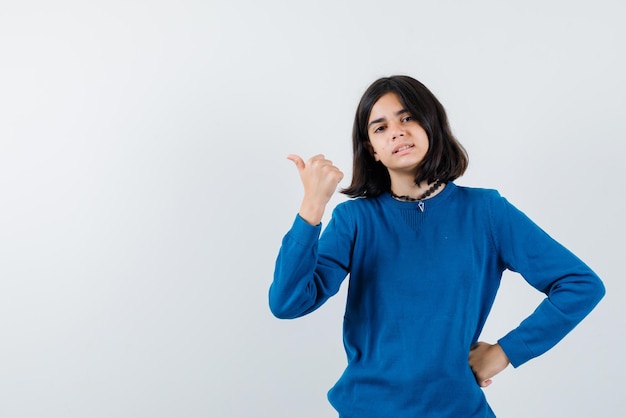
[[286, 214, 322, 246], [498, 330, 534, 368]]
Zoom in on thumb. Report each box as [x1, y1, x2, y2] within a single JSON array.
[[286, 154, 305, 172]]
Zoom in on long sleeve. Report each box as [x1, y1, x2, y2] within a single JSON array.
[[491, 195, 606, 367], [269, 205, 354, 319]]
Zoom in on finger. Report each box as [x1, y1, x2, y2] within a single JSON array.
[[286, 154, 305, 171], [320, 163, 343, 179], [480, 379, 492, 388], [308, 154, 326, 161], [470, 341, 487, 351], [308, 154, 332, 167], [312, 159, 335, 171]]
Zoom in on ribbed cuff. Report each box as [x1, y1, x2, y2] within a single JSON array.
[[498, 330, 534, 368], [285, 214, 322, 246]]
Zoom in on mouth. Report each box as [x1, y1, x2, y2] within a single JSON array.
[[393, 144, 414, 154]]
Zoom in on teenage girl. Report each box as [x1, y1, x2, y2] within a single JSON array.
[[269, 75, 605, 417]]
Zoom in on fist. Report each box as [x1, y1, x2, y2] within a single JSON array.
[[287, 154, 344, 225], [468, 342, 510, 388], [287, 154, 344, 204]]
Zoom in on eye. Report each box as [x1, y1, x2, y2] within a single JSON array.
[[402, 115, 413, 123], [373, 125, 386, 134]]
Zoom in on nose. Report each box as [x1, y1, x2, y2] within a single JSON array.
[[389, 122, 404, 140]]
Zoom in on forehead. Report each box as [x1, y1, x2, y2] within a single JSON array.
[[368, 93, 405, 122]]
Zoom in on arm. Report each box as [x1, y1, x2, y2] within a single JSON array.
[[268, 155, 348, 319], [490, 195, 606, 367], [269, 210, 352, 318]]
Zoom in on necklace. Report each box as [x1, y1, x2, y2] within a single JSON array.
[[390, 179, 444, 212]]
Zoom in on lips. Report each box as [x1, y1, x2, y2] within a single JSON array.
[[393, 144, 414, 154]]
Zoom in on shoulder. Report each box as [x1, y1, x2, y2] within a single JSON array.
[[328, 195, 390, 226], [449, 184, 519, 228], [335, 195, 383, 210], [333, 196, 377, 218], [455, 186, 542, 240], [453, 184, 501, 199], [450, 183, 504, 209]]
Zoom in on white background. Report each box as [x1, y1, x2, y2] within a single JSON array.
[[1, 1, 624, 417]]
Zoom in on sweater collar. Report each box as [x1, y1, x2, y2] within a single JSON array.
[[381, 181, 457, 210]]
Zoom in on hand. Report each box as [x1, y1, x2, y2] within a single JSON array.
[[287, 154, 344, 225], [468, 342, 510, 388]]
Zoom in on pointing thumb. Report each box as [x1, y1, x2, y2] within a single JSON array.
[[286, 154, 305, 172]]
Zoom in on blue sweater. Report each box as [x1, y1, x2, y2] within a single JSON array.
[[269, 183, 605, 417]]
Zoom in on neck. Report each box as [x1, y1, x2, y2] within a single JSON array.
[[390, 179, 445, 201]]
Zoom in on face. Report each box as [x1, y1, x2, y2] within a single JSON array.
[[367, 92, 429, 177]]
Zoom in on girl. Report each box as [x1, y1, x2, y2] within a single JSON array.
[[269, 75, 605, 417]]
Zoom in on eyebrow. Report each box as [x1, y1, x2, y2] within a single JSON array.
[[368, 109, 409, 129]]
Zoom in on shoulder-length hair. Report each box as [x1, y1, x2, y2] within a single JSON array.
[[342, 75, 468, 198]]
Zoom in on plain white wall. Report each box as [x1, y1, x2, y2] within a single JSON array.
[[1, 0, 624, 417]]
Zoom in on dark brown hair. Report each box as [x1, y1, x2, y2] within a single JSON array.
[[342, 75, 468, 198]]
